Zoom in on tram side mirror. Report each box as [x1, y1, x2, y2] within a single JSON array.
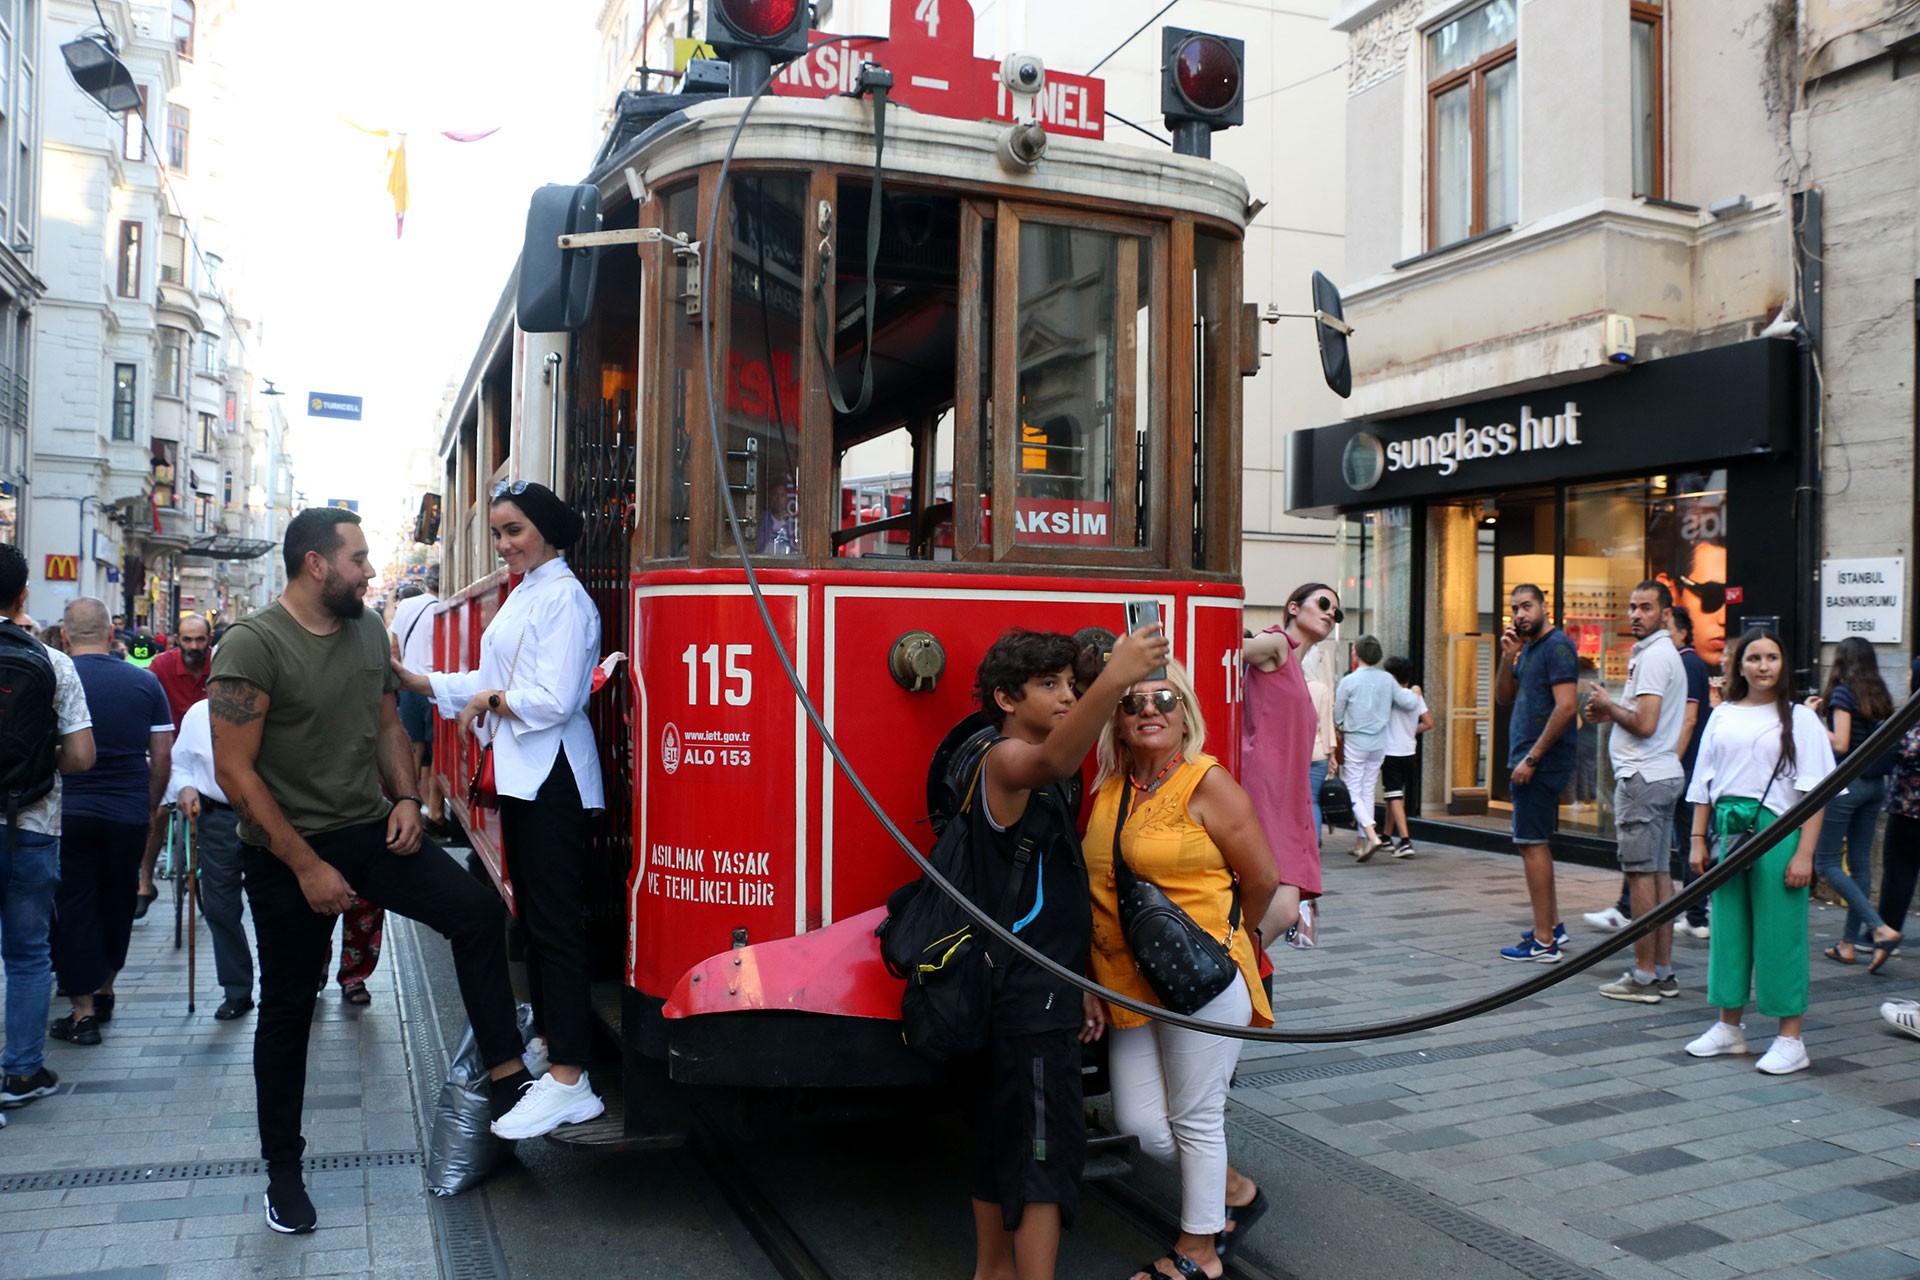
[[517, 184, 603, 334], [1311, 270, 1353, 399]]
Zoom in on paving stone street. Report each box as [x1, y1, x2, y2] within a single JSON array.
[[1, 837, 1917, 1280]]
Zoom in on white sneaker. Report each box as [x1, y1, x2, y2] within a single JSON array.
[[1677, 920, 1710, 939], [1685, 1021, 1749, 1058], [1583, 907, 1630, 931], [1881, 999, 1920, 1041], [521, 1036, 551, 1077], [490, 1071, 605, 1140], [1286, 901, 1317, 950], [1354, 833, 1381, 863], [1755, 1036, 1810, 1075]]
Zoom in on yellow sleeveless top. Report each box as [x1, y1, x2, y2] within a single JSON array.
[[1082, 754, 1274, 1031]]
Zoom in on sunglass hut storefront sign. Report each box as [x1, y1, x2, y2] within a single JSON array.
[[1345, 402, 1584, 489]]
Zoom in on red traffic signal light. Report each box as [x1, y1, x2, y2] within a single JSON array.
[[1161, 28, 1244, 146], [709, 0, 809, 57]]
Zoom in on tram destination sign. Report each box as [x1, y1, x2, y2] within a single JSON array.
[[1284, 337, 1797, 517], [1820, 556, 1903, 644], [768, 0, 1105, 140]]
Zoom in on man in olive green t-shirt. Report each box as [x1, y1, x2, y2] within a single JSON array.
[[209, 508, 529, 1236]]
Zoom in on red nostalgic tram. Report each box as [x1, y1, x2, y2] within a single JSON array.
[[427, 0, 1329, 1147]]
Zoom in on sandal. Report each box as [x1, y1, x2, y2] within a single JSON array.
[[1868, 935, 1899, 975], [341, 982, 372, 1006], [1129, 1253, 1210, 1280], [1823, 945, 1858, 966], [1217, 1186, 1269, 1263]]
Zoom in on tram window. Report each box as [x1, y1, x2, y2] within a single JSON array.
[[1013, 227, 1151, 551], [835, 410, 955, 560], [721, 174, 808, 556], [654, 184, 699, 559], [1193, 232, 1233, 571]]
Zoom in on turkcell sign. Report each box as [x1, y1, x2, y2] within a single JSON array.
[[1384, 402, 1583, 477], [307, 393, 363, 420]]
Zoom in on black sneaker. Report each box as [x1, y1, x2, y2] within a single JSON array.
[[48, 1014, 101, 1045], [264, 1166, 317, 1234], [0, 1067, 58, 1108]]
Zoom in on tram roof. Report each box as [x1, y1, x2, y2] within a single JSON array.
[[591, 94, 1253, 229]]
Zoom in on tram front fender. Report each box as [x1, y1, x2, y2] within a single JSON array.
[[661, 906, 905, 1021]]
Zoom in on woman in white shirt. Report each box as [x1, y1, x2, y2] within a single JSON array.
[[1683, 628, 1834, 1075], [395, 481, 606, 1140]]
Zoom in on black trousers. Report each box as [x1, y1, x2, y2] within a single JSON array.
[[1881, 812, 1920, 937], [52, 815, 147, 995], [242, 821, 518, 1167], [497, 752, 593, 1067]]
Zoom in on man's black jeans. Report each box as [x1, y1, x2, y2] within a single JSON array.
[[242, 821, 519, 1166]]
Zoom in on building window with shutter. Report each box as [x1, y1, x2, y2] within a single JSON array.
[[166, 105, 189, 172], [1426, 0, 1517, 251], [112, 364, 137, 441], [117, 222, 142, 297], [1631, 2, 1664, 199]]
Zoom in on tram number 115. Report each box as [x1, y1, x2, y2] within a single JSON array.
[[683, 643, 753, 707]]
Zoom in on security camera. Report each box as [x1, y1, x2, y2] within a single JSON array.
[[1001, 52, 1046, 95]]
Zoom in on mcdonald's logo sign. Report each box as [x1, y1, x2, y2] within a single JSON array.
[[44, 554, 78, 582]]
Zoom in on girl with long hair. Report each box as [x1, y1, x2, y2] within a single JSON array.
[[1685, 629, 1835, 1074], [1082, 659, 1279, 1280], [1806, 636, 1900, 970]]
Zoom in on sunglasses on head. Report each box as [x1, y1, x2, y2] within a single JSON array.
[[1119, 689, 1182, 717], [490, 480, 532, 500], [1678, 575, 1727, 613]]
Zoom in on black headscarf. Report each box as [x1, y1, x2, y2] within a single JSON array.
[[494, 481, 584, 549]]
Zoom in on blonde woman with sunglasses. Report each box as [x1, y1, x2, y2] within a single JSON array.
[[1081, 660, 1279, 1280]]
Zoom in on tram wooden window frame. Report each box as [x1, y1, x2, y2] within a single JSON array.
[[991, 201, 1169, 570]]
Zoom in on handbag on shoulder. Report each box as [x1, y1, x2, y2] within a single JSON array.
[[466, 624, 529, 812], [1110, 777, 1242, 1016]]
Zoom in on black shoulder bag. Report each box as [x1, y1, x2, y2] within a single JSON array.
[[1109, 776, 1242, 1016]]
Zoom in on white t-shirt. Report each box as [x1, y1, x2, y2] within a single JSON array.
[[1385, 686, 1429, 757], [390, 592, 439, 675], [13, 646, 93, 836], [1609, 631, 1689, 782], [1686, 701, 1836, 815]]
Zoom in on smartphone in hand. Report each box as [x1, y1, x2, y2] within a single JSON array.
[[1125, 600, 1168, 680]]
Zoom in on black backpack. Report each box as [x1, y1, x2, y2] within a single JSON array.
[[0, 620, 59, 844], [876, 722, 1069, 1062]]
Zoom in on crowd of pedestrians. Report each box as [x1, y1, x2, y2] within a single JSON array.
[[6, 497, 1920, 1280]]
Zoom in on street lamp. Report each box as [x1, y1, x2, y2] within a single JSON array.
[[59, 33, 142, 115]]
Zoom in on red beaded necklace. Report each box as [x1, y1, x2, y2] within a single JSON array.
[[1130, 752, 1185, 795]]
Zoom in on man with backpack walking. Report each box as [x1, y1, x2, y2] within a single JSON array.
[[0, 545, 97, 1113]]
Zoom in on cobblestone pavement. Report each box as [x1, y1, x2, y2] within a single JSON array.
[[4, 837, 1919, 1280], [1238, 836, 1920, 1280], [0, 880, 440, 1280]]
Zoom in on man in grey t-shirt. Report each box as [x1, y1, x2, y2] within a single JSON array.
[[1585, 581, 1690, 1004]]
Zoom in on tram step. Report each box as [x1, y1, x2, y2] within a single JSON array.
[[543, 1087, 685, 1153], [1084, 1129, 1138, 1182]]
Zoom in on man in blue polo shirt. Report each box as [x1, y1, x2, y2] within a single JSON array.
[[1493, 584, 1579, 962]]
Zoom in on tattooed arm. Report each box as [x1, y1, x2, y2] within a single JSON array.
[[208, 676, 353, 913]]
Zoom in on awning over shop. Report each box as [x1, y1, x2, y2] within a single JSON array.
[[180, 535, 274, 561]]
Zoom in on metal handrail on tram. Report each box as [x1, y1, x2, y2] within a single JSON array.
[[692, 56, 1920, 1043]]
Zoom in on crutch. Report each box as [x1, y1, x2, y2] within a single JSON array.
[[182, 810, 198, 1015]]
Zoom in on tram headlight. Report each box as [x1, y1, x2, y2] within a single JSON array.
[[1161, 28, 1245, 157], [707, 0, 811, 61]]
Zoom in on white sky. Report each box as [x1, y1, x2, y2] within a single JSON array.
[[214, 0, 603, 567]]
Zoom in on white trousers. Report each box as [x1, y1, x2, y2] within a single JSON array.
[[1108, 976, 1253, 1234], [1343, 746, 1387, 833]]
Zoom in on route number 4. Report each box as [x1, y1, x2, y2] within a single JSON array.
[[914, 0, 939, 38], [683, 643, 752, 706]]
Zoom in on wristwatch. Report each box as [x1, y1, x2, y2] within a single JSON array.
[[1523, 754, 1539, 767], [488, 693, 501, 710], [395, 795, 424, 808]]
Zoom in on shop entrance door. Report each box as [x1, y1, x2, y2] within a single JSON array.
[[1490, 489, 1557, 806]]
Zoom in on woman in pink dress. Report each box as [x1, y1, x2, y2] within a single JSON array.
[[1240, 582, 1341, 942]]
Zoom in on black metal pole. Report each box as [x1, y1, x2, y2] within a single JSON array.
[[1792, 188, 1823, 695]]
